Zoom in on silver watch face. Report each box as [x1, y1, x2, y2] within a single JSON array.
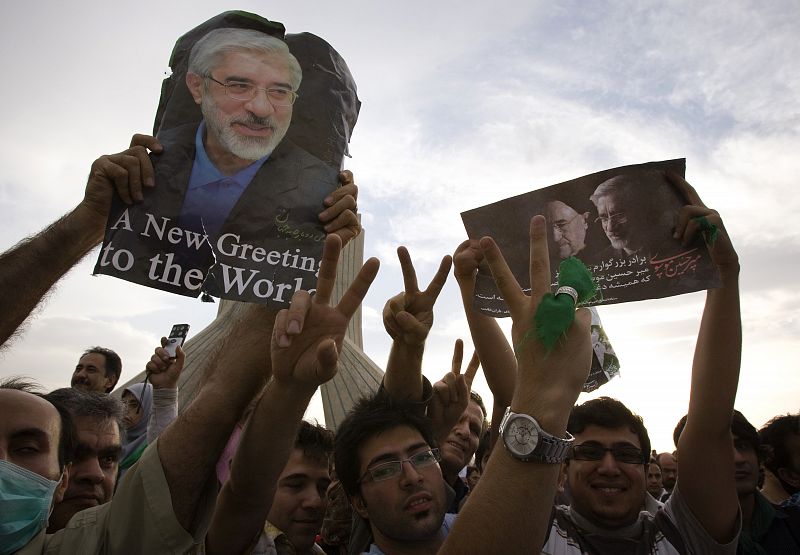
[[504, 415, 539, 457]]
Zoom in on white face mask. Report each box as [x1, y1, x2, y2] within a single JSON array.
[[0, 460, 62, 555]]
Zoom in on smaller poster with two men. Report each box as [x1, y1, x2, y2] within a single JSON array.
[[461, 158, 720, 315]]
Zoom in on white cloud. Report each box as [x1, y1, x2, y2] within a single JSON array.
[[0, 0, 797, 454]]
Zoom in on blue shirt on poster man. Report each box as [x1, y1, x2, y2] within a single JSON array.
[[178, 122, 269, 238]]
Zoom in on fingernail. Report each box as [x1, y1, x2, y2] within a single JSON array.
[[288, 320, 300, 334], [145, 177, 155, 187], [324, 196, 334, 205]]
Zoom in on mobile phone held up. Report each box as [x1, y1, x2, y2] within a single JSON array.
[[164, 324, 190, 358]]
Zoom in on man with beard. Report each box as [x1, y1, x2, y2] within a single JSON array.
[[101, 28, 360, 298], [589, 171, 685, 262], [177, 28, 306, 237], [546, 200, 590, 260], [590, 175, 649, 258], [70, 347, 122, 393]]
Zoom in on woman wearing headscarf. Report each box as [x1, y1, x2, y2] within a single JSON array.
[[119, 382, 153, 481], [117, 339, 183, 483]]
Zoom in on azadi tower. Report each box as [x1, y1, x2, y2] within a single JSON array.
[[116, 232, 383, 432]]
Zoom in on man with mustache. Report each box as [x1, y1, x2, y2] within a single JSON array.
[[589, 171, 686, 263], [177, 28, 307, 239], [70, 347, 121, 393], [42, 388, 124, 533], [546, 200, 590, 260], [167, 28, 359, 256], [656, 451, 678, 500], [97, 27, 360, 300], [590, 175, 648, 258]]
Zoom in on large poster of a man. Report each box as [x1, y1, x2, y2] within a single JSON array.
[[93, 12, 360, 305], [461, 159, 720, 315]]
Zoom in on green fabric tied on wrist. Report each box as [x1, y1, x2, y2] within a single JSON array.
[[531, 257, 597, 352], [694, 216, 718, 246]]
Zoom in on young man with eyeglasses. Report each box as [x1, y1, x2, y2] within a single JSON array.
[[428, 175, 739, 554], [334, 396, 454, 555], [541, 174, 742, 553]]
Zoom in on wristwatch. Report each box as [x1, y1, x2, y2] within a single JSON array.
[[499, 407, 573, 463]]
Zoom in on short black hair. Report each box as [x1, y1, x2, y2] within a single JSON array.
[[82, 347, 122, 391], [672, 414, 688, 449], [759, 413, 800, 493], [295, 420, 335, 467], [469, 391, 489, 435], [44, 388, 125, 439], [674, 410, 767, 461], [0, 376, 43, 394], [731, 411, 761, 453], [50, 401, 77, 470], [0, 377, 76, 470], [334, 395, 436, 498], [567, 397, 651, 465], [474, 428, 492, 472]]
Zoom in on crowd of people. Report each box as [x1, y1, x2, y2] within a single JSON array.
[[2, 27, 799, 555]]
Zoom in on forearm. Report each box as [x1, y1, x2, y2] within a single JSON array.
[[677, 267, 741, 542], [0, 206, 102, 346], [384, 341, 425, 402], [457, 275, 516, 404], [159, 306, 276, 532], [147, 387, 178, 443], [489, 402, 506, 448], [205, 379, 314, 555], [686, 268, 741, 435], [440, 398, 571, 554]]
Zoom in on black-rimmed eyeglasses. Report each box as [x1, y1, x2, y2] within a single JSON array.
[[570, 443, 644, 465]]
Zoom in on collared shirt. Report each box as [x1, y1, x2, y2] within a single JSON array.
[[363, 513, 457, 555], [447, 477, 469, 513], [178, 122, 268, 238], [252, 521, 326, 555], [542, 485, 740, 555], [18, 439, 214, 554]]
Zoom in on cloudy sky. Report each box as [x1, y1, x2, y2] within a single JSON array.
[[1, 0, 798, 452]]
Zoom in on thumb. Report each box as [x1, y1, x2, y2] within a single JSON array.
[[315, 339, 339, 383]]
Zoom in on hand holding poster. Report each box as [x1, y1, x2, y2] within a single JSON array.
[[461, 159, 720, 316], [93, 12, 360, 306]]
